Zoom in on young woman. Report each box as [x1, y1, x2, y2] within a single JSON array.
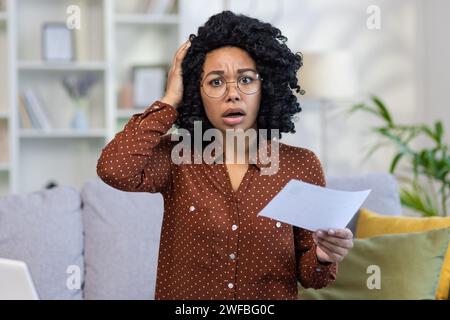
[[97, 11, 353, 300]]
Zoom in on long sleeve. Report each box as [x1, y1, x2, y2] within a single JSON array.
[[294, 149, 338, 289], [294, 227, 337, 289], [96, 100, 178, 194]]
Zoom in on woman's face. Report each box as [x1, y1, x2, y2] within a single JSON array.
[[200, 46, 261, 133]]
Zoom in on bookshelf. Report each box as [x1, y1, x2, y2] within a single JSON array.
[[0, 0, 11, 195], [111, 0, 180, 134], [0, 0, 188, 195], [17, 60, 107, 71]]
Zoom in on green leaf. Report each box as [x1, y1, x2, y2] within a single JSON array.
[[435, 121, 444, 145], [390, 153, 404, 173], [374, 127, 412, 155], [349, 103, 379, 117], [420, 125, 436, 142], [372, 96, 394, 126], [399, 184, 439, 216]]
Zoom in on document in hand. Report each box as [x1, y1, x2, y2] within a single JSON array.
[[258, 179, 371, 231]]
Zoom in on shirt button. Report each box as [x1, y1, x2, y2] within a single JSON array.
[[316, 267, 321, 272], [228, 283, 234, 289], [229, 253, 236, 260], [231, 224, 238, 231], [276, 222, 282, 228], [189, 205, 195, 212]]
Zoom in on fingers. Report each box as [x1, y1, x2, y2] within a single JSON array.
[[172, 40, 191, 69], [173, 40, 190, 59], [316, 230, 353, 249], [331, 228, 353, 239], [314, 228, 353, 263], [318, 228, 353, 239], [316, 238, 348, 257], [316, 244, 343, 263]]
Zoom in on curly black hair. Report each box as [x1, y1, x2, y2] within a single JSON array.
[[175, 10, 305, 140]]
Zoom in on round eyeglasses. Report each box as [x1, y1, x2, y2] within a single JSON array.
[[201, 70, 263, 99]]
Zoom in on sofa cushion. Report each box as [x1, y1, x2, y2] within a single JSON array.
[[299, 227, 449, 300], [81, 178, 164, 299], [326, 173, 402, 233], [356, 208, 450, 300], [0, 186, 84, 299]]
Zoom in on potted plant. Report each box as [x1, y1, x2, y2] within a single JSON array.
[[348, 96, 449, 216]]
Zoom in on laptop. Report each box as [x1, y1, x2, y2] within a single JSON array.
[[0, 258, 39, 300]]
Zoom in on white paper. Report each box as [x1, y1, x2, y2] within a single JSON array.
[[257, 179, 371, 231]]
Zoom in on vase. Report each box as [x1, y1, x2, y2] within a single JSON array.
[[71, 99, 89, 130]]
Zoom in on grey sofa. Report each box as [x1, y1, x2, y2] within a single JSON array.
[[0, 173, 401, 299]]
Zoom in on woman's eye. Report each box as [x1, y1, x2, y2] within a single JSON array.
[[240, 76, 253, 84], [210, 79, 223, 87]]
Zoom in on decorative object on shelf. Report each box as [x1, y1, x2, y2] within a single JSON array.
[[42, 22, 75, 62], [132, 65, 167, 109], [349, 95, 450, 217], [71, 98, 90, 130], [61, 72, 100, 130]]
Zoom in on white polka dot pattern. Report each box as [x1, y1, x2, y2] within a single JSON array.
[[97, 100, 338, 300]]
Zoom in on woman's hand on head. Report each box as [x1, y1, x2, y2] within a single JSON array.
[[313, 228, 354, 264], [160, 39, 191, 109]]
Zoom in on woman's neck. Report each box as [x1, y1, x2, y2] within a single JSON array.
[[221, 125, 258, 165]]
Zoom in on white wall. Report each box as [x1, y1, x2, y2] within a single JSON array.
[[419, 0, 450, 145]]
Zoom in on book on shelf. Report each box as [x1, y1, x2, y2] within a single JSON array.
[[20, 88, 54, 131], [19, 92, 40, 129], [146, 0, 176, 14], [18, 95, 32, 129]]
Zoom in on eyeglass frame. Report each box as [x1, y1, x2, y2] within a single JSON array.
[[200, 71, 264, 99]]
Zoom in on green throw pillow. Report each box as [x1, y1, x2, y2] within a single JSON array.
[[299, 227, 450, 300]]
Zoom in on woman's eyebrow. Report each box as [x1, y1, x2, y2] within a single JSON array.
[[205, 68, 257, 76]]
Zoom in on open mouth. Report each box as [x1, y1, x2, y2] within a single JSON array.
[[223, 111, 245, 126], [224, 111, 246, 118], [222, 108, 246, 125]]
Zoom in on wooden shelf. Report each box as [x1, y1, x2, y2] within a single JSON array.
[[17, 61, 107, 71], [19, 129, 107, 139], [115, 14, 179, 25]]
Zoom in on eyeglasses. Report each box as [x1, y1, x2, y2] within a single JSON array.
[[201, 70, 263, 99]]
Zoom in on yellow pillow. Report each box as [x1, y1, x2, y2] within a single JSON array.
[[356, 208, 450, 300]]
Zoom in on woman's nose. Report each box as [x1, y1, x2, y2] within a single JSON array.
[[225, 82, 241, 101]]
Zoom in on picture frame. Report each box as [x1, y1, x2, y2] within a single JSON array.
[[41, 22, 75, 62], [132, 65, 168, 109]]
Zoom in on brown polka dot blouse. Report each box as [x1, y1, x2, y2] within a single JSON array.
[[97, 100, 338, 300]]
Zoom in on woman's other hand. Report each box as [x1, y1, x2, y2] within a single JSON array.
[[160, 39, 191, 109]]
